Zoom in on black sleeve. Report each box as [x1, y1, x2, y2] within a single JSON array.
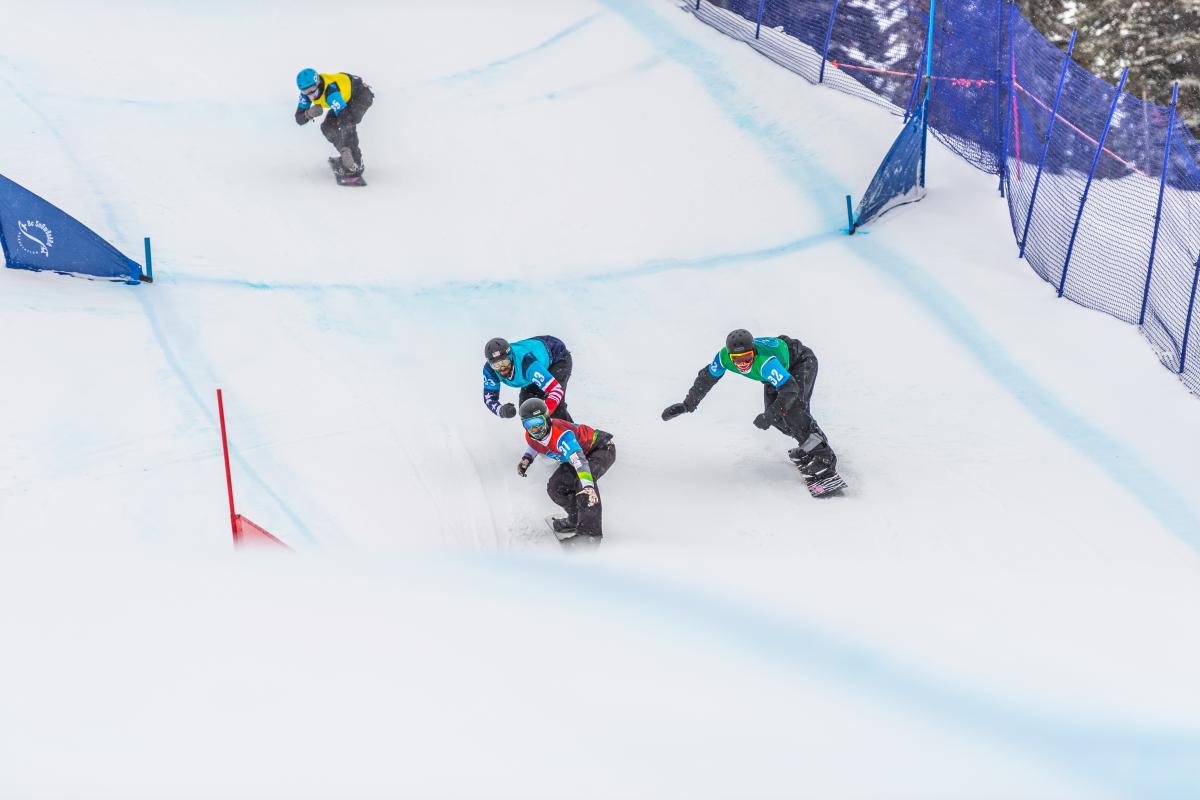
[[765, 378, 801, 423], [791, 348, 818, 407], [780, 335, 818, 407], [683, 366, 721, 412]]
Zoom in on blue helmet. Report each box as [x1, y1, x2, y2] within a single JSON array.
[[296, 68, 319, 91]]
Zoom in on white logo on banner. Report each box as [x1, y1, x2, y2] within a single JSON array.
[[16, 219, 54, 257]]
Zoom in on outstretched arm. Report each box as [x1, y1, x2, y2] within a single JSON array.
[[663, 354, 724, 420], [517, 445, 538, 477], [482, 364, 515, 417]]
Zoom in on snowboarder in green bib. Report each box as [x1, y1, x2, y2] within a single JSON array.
[[662, 329, 845, 496]]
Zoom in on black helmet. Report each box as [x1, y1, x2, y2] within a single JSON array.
[[484, 337, 511, 363], [519, 397, 550, 438], [726, 328, 755, 353], [519, 397, 548, 420]]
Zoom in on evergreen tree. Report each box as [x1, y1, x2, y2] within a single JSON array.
[[1019, 0, 1200, 129]]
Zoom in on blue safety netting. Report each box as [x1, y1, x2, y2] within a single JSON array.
[[854, 104, 927, 228], [690, 0, 1200, 399]]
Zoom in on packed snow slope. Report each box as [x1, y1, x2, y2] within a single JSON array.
[[2, 1, 1200, 798]]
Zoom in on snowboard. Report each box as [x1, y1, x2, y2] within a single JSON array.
[[328, 157, 367, 187], [545, 516, 601, 551], [804, 471, 848, 498]]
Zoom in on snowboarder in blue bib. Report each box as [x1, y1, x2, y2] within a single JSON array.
[[662, 329, 845, 496], [483, 335, 574, 423]]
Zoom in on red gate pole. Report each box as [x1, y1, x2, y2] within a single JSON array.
[[216, 389, 239, 544]]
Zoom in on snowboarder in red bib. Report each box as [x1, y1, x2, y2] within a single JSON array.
[[662, 329, 846, 496], [517, 398, 616, 546]]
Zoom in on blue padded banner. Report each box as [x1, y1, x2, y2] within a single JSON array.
[[0, 173, 139, 282]]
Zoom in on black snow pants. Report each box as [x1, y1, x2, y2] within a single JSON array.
[[321, 85, 374, 168], [519, 351, 574, 422], [763, 339, 835, 465], [547, 438, 615, 537]]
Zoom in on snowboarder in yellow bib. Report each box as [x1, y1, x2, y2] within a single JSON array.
[[294, 68, 374, 185], [662, 329, 846, 496]]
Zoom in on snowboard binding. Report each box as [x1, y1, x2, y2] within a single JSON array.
[[328, 156, 367, 187], [789, 443, 847, 497]]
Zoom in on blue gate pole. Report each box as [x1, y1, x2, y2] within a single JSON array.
[[818, 0, 842, 83], [918, 0, 937, 189], [143, 236, 154, 282], [994, 0, 1008, 196], [1058, 67, 1128, 297], [1180, 252, 1200, 373], [754, 0, 766, 38], [1139, 82, 1180, 325], [1018, 30, 1076, 258], [695, 0, 701, 10]]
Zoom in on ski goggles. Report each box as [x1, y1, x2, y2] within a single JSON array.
[[490, 357, 513, 373], [301, 83, 321, 100], [729, 349, 756, 370], [522, 415, 549, 432]]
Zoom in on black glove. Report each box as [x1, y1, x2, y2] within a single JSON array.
[[517, 455, 533, 477], [498, 403, 516, 419], [304, 105, 323, 120], [661, 402, 689, 421], [753, 413, 771, 430], [576, 486, 599, 508]]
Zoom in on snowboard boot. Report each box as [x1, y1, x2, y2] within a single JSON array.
[[339, 147, 366, 179], [789, 435, 837, 482], [550, 516, 578, 535], [799, 447, 837, 482]]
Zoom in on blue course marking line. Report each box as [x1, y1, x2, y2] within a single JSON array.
[[0, 60, 317, 545], [596, 0, 1200, 554], [438, 12, 603, 82], [0, 58, 125, 244], [470, 552, 1200, 798], [134, 293, 318, 545], [521, 55, 664, 105], [165, 229, 839, 298]]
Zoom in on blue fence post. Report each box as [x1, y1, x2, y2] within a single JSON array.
[[142, 236, 154, 283], [695, 0, 701, 10], [1018, 30, 1076, 258], [818, 0, 842, 83], [1058, 67, 1128, 297], [1180, 252, 1200, 373], [994, 0, 1007, 196], [1139, 82, 1180, 325], [918, 0, 937, 189], [754, 0, 766, 38]]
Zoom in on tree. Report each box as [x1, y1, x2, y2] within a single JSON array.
[[1019, 0, 1200, 130]]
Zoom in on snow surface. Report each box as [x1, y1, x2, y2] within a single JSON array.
[[1, 1, 1199, 797]]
